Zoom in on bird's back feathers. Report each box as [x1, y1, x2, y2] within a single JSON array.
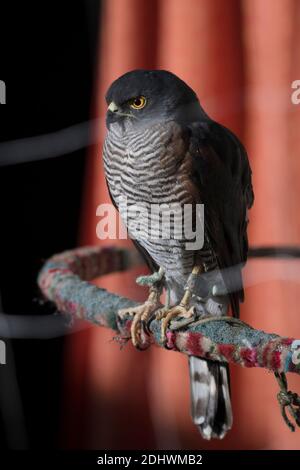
[[188, 120, 254, 316]]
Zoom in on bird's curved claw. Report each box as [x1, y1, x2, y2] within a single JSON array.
[[156, 305, 196, 345], [118, 299, 161, 349]]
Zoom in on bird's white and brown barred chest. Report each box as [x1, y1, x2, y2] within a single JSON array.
[[103, 119, 218, 294], [103, 121, 199, 279]]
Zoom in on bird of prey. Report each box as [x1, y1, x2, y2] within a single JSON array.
[[103, 70, 254, 439]]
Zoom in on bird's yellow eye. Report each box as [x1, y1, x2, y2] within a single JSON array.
[[130, 96, 147, 109]]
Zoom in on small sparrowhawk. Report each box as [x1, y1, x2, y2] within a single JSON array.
[[103, 70, 254, 439]]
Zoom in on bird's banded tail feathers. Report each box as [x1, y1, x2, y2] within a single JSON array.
[[189, 356, 233, 439]]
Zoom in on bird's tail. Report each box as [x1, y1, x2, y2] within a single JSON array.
[[189, 356, 233, 439]]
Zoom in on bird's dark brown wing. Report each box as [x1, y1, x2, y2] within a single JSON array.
[[187, 120, 254, 317], [105, 180, 159, 273]]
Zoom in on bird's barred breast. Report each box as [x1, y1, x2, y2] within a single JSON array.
[[103, 121, 208, 280]]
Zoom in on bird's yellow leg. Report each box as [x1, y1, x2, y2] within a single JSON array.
[[118, 270, 164, 348], [154, 286, 171, 320], [157, 265, 202, 343], [129, 286, 162, 347]]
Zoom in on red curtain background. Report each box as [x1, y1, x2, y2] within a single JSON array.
[[63, 0, 300, 449]]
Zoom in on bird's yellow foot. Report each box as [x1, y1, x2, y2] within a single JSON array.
[[156, 304, 196, 344], [118, 288, 161, 349]]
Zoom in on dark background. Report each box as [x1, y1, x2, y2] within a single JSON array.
[[0, 1, 101, 448]]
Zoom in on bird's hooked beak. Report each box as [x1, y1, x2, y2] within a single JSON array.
[[108, 101, 119, 113], [107, 101, 137, 121]]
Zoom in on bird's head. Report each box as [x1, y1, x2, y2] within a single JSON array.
[[105, 69, 205, 130]]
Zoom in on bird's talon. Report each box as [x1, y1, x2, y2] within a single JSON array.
[[118, 299, 161, 348], [155, 306, 169, 321], [158, 305, 196, 343]]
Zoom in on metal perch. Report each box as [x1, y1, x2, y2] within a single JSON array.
[[38, 245, 300, 432]]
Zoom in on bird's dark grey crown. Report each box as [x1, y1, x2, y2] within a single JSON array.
[[106, 69, 198, 106], [105, 70, 205, 125]]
